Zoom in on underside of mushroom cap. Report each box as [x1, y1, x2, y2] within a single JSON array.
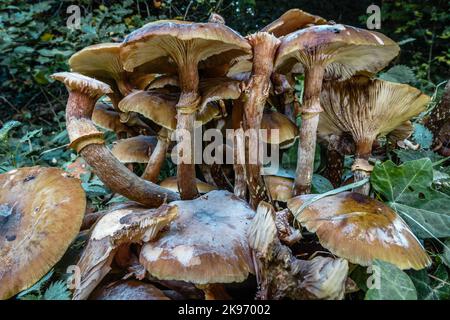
[[140, 190, 255, 284], [51, 72, 112, 98], [198, 77, 242, 113], [261, 8, 328, 37], [111, 135, 158, 163], [287, 192, 431, 270], [275, 25, 400, 80], [121, 20, 251, 73], [319, 77, 430, 150], [0, 167, 86, 300]]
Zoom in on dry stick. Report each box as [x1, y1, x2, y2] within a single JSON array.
[[65, 90, 180, 207], [293, 65, 325, 195], [242, 32, 280, 209]]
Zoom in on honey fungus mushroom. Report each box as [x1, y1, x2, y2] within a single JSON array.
[[111, 135, 158, 164], [287, 192, 431, 270], [0, 167, 86, 300], [275, 24, 400, 195], [51, 72, 180, 207], [319, 77, 430, 194], [121, 20, 251, 200], [139, 190, 255, 299], [159, 176, 217, 194]]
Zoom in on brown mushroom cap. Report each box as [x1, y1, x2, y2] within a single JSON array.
[[118, 90, 220, 130], [275, 25, 400, 80], [92, 103, 135, 135], [90, 280, 170, 300], [111, 135, 158, 163], [198, 77, 242, 112], [287, 192, 431, 270], [260, 8, 327, 37], [159, 176, 216, 194], [51, 72, 112, 98], [121, 20, 251, 73], [0, 167, 86, 299], [319, 78, 430, 154], [140, 190, 255, 284], [148, 75, 179, 90], [264, 175, 294, 202], [261, 110, 299, 148]]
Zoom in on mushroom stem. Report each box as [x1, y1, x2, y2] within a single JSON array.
[[352, 143, 373, 195], [142, 134, 169, 183], [243, 32, 280, 208], [293, 64, 325, 195], [66, 92, 180, 207], [175, 63, 201, 200], [231, 100, 247, 199]]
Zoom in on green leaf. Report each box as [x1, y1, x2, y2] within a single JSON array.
[[0, 120, 21, 141], [311, 174, 334, 193], [394, 149, 443, 163], [365, 260, 417, 300], [412, 123, 433, 149], [442, 239, 450, 268], [410, 266, 450, 300], [371, 159, 450, 238], [378, 65, 417, 84], [43, 281, 71, 300], [17, 270, 53, 298]]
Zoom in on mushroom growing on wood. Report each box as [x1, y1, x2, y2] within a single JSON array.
[[248, 201, 349, 300], [287, 192, 431, 270], [73, 203, 178, 300], [121, 20, 251, 200], [319, 77, 430, 194], [51, 72, 180, 207], [275, 24, 400, 195], [0, 167, 85, 300], [140, 190, 255, 299]]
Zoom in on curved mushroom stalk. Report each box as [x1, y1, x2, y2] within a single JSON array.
[[52, 72, 180, 207], [142, 129, 170, 183], [248, 202, 349, 300], [73, 204, 178, 300], [242, 32, 280, 208], [351, 157, 373, 195]]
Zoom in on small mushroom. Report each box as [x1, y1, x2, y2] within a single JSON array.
[[51, 72, 180, 207], [319, 77, 430, 194], [275, 24, 400, 195], [0, 167, 85, 299], [261, 110, 299, 149], [159, 176, 217, 194], [263, 175, 294, 203], [121, 20, 251, 200], [73, 203, 178, 300], [287, 192, 431, 270], [140, 190, 255, 299], [92, 103, 141, 139], [111, 135, 158, 164], [90, 280, 170, 300]]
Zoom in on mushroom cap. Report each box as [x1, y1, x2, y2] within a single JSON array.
[[260, 9, 327, 37], [275, 25, 400, 80], [319, 78, 430, 150], [159, 176, 216, 194], [90, 280, 170, 300], [199, 77, 242, 112], [387, 121, 414, 144], [264, 175, 294, 202], [140, 190, 255, 284], [261, 110, 299, 148], [92, 103, 135, 135], [51, 72, 112, 100], [111, 135, 158, 163], [148, 75, 179, 90], [0, 167, 86, 299], [118, 90, 220, 130], [287, 192, 431, 270], [121, 20, 251, 73]]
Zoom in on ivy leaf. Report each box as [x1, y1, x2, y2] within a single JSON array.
[[371, 159, 450, 238], [365, 260, 417, 300], [43, 281, 71, 300], [394, 149, 443, 163], [442, 239, 450, 268], [412, 123, 433, 149], [410, 266, 450, 300], [311, 174, 334, 194], [378, 65, 417, 84]]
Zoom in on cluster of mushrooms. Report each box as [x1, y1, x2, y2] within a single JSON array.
[[0, 9, 433, 300]]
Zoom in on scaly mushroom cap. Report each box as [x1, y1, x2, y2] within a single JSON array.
[[118, 90, 220, 130], [198, 77, 242, 112], [51, 72, 112, 98], [275, 25, 400, 80], [73, 203, 178, 300], [263, 175, 294, 202], [90, 280, 170, 300], [261, 110, 299, 148], [111, 135, 158, 163], [0, 167, 86, 299], [319, 78, 430, 153], [92, 103, 135, 135], [260, 8, 327, 37], [159, 176, 216, 194], [121, 20, 251, 73], [287, 192, 431, 270], [140, 190, 255, 284]]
